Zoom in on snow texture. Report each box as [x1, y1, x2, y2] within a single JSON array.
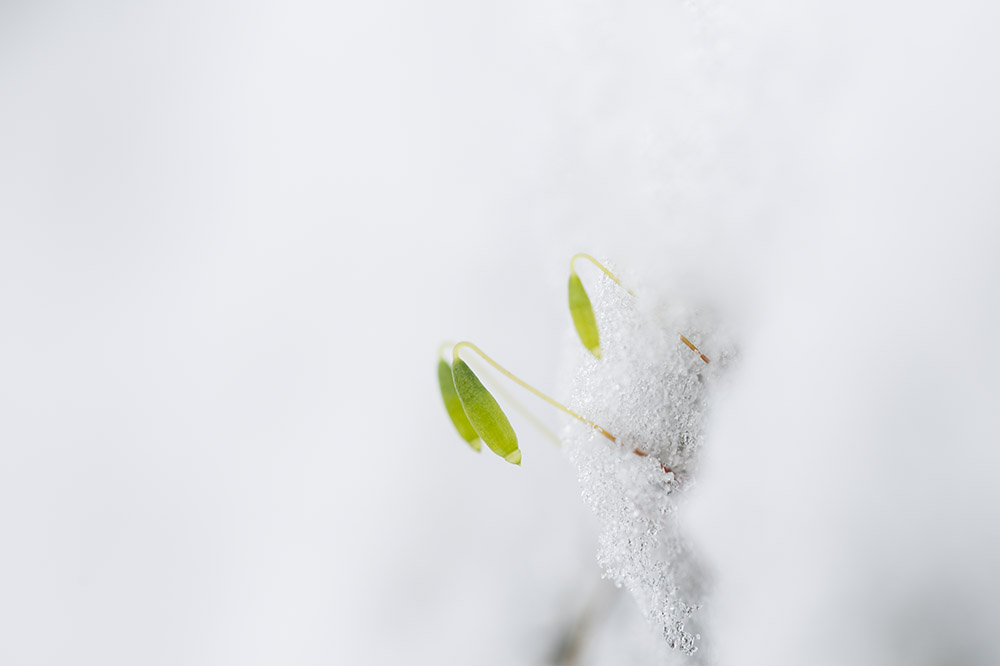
[[562, 263, 734, 660]]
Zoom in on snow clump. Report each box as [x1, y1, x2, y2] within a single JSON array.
[[561, 264, 734, 660]]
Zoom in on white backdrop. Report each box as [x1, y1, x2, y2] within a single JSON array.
[[2, 1, 999, 665]]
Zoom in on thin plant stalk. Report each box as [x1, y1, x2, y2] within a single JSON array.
[[441, 342, 561, 447], [453, 341, 672, 472], [571, 253, 710, 364], [571, 252, 636, 296], [453, 341, 615, 442]]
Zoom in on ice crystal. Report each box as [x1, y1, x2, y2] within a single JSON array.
[[562, 265, 732, 660]]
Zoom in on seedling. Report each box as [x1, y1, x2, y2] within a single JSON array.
[[440, 255, 715, 656], [568, 253, 630, 359], [438, 341, 670, 472], [568, 253, 710, 364], [438, 254, 714, 472], [440, 342, 613, 465]]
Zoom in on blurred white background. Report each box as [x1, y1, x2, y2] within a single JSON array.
[[2, 1, 999, 665], [0, 2, 653, 664]]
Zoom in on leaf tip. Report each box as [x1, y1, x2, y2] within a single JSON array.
[[504, 449, 522, 466]]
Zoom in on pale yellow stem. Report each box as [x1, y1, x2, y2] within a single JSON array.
[[570, 253, 635, 296], [453, 341, 616, 442], [570, 253, 710, 364]]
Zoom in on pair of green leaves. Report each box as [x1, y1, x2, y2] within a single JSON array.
[[438, 255, 622, 465], [437, 358, 521, 465]]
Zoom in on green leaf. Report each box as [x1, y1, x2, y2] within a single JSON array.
[[568, 272, 601, 358], [452, 359, 521, 465], [438, 359, 481, 451]]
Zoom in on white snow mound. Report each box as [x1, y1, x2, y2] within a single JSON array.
[[562, 265, 734, 659]]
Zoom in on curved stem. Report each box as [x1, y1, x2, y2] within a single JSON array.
[[570, 253, 710, 364], [452, 341, 674, 474], [444, 340, 559, 445], [453, 341, 616, 442], [570, 253, 635, 296]]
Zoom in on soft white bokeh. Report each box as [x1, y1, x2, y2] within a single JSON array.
[[0, 3, 606, 664], [3, 1, 998, 665]]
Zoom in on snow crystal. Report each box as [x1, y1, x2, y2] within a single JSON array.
[[561, 263, 734, 660]]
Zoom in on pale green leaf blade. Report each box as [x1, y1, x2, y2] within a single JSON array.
[[452, 360, 521, 465], [438, 359, 481, 450], [568, 273, 601, 358]]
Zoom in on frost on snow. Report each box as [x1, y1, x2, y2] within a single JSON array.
[[562, 266, 733, 660]]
